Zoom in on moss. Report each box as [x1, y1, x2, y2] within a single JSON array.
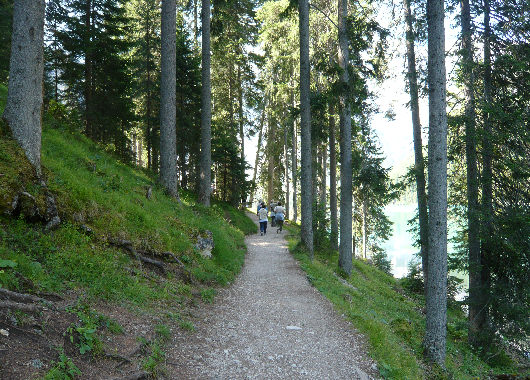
[[0, 133, 39, 215]]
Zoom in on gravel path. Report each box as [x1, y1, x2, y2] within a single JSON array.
[[169, 215, 379, 379]]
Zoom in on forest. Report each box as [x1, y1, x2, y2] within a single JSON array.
[[0, 0, 528, 378]]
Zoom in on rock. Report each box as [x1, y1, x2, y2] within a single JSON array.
[[30, 359, 44, 369], [18, 191, 41, 221], [79, 224, 93, 235], [195, 230, 214, 258], [44, 192, 60, 230], [285, 326, 302, 330], [45, 216, 61, 231], [0, 329, 9, 337], [72, 212, 85, 223]]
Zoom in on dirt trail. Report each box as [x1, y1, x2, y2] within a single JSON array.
[[169, 214, 379, 379]]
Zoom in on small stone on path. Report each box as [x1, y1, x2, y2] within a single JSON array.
[[285, 325, 302, 330]]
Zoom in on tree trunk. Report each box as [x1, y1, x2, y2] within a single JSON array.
[[362, 197, 368, 259], [320, 142, 327, 216], [2, 0, 46, 175], [198, 0, 212, 206], [284, 118, 290, 219], [299, 0, 313, 257], [292, 111, 298, 223], [132, 134, 138, 165], [404, 0, 429, 282], [84, 0, 94, 139], [329, 103, 338, 250], [249, 101, 266, 205], [159, 0, 179, 199], [479, 0, 493, 346], [460, 0, 481, 348], [338, 0, 353, 275], [267, 110, 275, 206], [138, 137, 143, 167], [238, 64, 245, 164], [423, 0, 448, 366]]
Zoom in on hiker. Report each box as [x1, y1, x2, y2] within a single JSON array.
[[274, 201, 285, 233], [258, 202, 268, 235], [256, 199, 263, 216], [269, 201, 277, 227]]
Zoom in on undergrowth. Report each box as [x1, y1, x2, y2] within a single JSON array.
[[284, 223, 522, 380], [0, 83, 255, 376]]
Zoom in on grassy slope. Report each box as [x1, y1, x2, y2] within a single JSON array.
[[0, 83, 256, 376], [284, 224, 522, 380]]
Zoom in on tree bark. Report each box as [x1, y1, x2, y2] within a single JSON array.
[[84, 0, 94, 139], [320, 142, 327, 217], [159, 0, 179, 198], [292, 109, 298, 224], [460, 0, 481, 348], [267, 109, 275, 206], [199, 0, 212, 206], [299, 0, 313, 257], [329, 103, 338, 250], [284, 118, 290, 220], [423, 0, 448, 366], [238, 64, 245, 164], [249, 101, 266, 205], [362, 197, 368, 259], [2, 0, 46, 176], [479, 0, 493, 345], [138, 137, 143, 167], [404, 0, 429, 282], [338, 0, 353, 275]]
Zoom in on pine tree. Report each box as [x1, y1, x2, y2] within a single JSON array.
[[2, 0, 46, 174], [423, 0, 448, 365], [198, 0, 212, 206], [159, 0, 178, 198], [337, 0, 352, 274], [298, 0, 314, 258], [0, 0, 13, 83]]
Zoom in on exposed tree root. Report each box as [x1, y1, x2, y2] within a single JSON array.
[[105, 352, 131, 364], [0, 287, 53, 307], [108, 238, 166, 274], [0, 300, 44, 313]]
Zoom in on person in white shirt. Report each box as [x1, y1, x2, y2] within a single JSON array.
[[274, 202, 285, 233], [258, 203, 268, 235]]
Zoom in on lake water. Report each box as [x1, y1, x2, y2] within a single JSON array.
[[382, 204, 419, 278], [383, 204, 468, 297]]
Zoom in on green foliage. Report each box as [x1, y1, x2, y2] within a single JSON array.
[[0, 0, 12, 83], [65, 303, 125, 356], [371, 246, 392, 275], [285, 224, 520, 379], [141, 341, 166, 377], [0, 80, 253, 328], [154, 323, 171, 343], [45, 0, 134, 161], [200, 287, 216, 303], [446, 0, 530, 352], [43, 350, 81, 380], [401, 260, 424, 294]]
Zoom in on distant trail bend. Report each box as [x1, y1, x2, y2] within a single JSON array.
[[168, 213, 379, 379]]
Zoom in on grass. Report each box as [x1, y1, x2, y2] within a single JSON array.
[[284, 223, 522, 380], [0, 80, 254, 314]]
